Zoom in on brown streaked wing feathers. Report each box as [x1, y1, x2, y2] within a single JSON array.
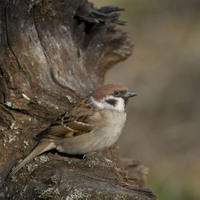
[[44, 98, 95, 139]]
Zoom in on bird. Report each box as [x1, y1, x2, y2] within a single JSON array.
[[9, 84, 137, 177]]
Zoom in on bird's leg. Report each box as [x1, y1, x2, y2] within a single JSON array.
[[83, 151, 98, 159]]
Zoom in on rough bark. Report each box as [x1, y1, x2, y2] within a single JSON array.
[[0, 0, 156, 199]]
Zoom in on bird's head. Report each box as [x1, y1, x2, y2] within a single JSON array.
[[90, 84, 137, 112]]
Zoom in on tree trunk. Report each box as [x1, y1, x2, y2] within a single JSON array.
[[0, 0, 156, 199]]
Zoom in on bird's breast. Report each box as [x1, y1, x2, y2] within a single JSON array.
[[93, 110, 126, 150], [55, 110, 126, 154]]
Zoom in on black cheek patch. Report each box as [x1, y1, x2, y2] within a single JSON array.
[[105, 99, 117, 106]]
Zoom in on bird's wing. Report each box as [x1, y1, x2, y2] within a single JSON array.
[[45, 98, 97, 139]]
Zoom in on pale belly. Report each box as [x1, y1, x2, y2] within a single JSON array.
[[55, 110, 126, 155]]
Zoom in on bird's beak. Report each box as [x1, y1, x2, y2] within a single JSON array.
[[124, 90, 137, 98]]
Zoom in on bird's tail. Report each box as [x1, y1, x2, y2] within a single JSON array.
[[9, 140, 55, 177]]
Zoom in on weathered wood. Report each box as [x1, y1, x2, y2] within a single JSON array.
[[0, 0, 156, 199]]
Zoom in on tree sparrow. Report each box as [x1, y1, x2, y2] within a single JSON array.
[[9, 84, 136, 177]]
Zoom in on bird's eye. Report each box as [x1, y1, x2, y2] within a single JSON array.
[[113, 91, 120, 97]]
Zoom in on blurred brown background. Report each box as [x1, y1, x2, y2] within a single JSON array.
[[92, 0, 200, 199]]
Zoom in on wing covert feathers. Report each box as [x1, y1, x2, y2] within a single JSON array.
[[46, 98, 96, 139]]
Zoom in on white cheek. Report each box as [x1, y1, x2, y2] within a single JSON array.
[[112, 97, 125, 112], [90, 96, 125, 112]]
